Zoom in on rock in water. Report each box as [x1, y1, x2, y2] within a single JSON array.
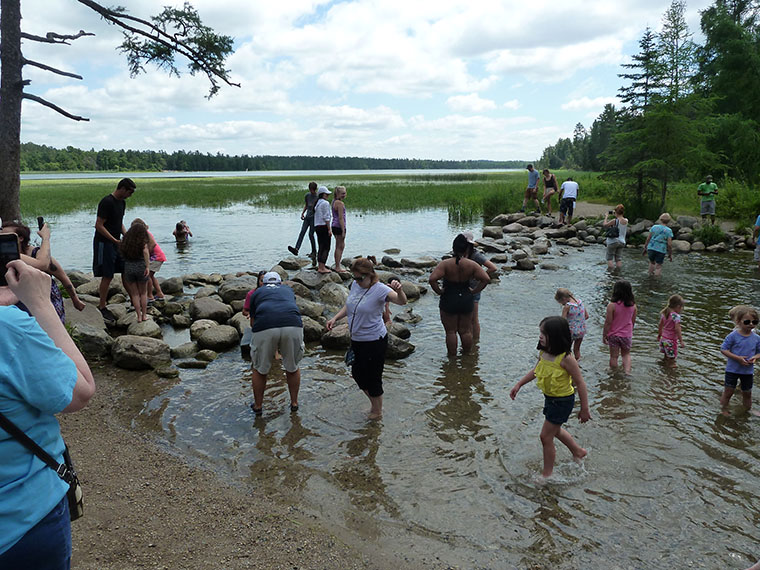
[[112, 335, 171, 370], [197, 325, 240, 351]]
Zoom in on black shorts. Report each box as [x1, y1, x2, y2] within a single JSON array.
[[351, 335, 388, 397], [543, 394, 575, 425], [560, 198, 575, 216], [332, 226, 343, 236], [93, 238, 124, 278], [439, 286, 474, 314], [725, 371, 753, 391]]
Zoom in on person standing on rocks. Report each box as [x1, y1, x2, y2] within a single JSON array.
[[519, 164, 541, 214], [558, 177, 579, 225], [93, 178, 136, 324], [288, 182, 319, 261], [542, 169, 559, 217], [248, 272, 304, 416], [313, 186, 333, 274], [331, 186, 347, 272], [697, 175, 718, 225], [603, 204, 628, 270]]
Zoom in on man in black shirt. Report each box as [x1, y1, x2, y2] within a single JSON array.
[[93, 178, 136, 323]]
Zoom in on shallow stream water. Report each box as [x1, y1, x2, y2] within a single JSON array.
[[45, 206, 760, 569]]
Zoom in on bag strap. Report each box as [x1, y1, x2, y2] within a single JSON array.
[[0, 411, 75, 484], [349, 285, 372, 336]]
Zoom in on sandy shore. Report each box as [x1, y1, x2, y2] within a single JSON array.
[[58, 364, 406, 570]]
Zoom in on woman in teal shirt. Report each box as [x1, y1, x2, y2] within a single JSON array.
[[0, 259, 95, 569]]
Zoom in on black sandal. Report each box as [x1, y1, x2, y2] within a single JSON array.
[[290, 404, 299, 413], [250, 403, 262, 416]]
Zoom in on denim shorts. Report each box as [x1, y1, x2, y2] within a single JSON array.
[[543, 394, 575, 425], [647, 249, 666, 264], [725, 371, 753, 391]]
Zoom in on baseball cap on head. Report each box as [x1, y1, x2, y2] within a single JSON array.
[[317, 185, 331, 195], [262, 272, 282, 285]]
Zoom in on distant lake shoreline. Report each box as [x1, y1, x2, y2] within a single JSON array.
[[21, 168, 520, 181]]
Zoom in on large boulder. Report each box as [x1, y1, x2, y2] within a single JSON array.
[[197, 325, 240, 351], [503, 222, 525, 234], [491, 213, 523, 225], [482, 226, 503, 239], [572, 220, 588, 231], [218, 276, 257, 304], [189, 297, 233, 322], [127, 319, 163, 339], [628, 220, 654, 234], [284, 280, 312, 299], [386, 322, 411, 339], [474, 238, 508, 253], [228, 312, 250, 336], [677, 215, 699, 228], [302, 316, 325, 342], [111, 335, 171, 370], [381, 255, 402, 268], [296, 297, 325, 319], [400, 256, 438, 269], [671, 240, 692, 253], [319, 282, 349, 307], [515, 258, 536, 270], [63, 299, 105, 329], [386, 334, 415, 360], [66, 270, 92, 288], [707, 243, 728, 253], [69, 323, 113, 358], [400, 280, 423, 300], [279, 256, 310, 270], [193, 285, 218, 299], [691, 241, 706, 251], [171, 314, 192, 328], [292, 270, 342, 289], [190, 319, 218, 340], [321, 320, 350, 349], [171, 341, 199, 359], [159, 276, 184, 295]]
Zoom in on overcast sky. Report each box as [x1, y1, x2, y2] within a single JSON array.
[[18, 0, 713, 161]]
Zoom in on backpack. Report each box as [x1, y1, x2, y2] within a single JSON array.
[[606, 220, 620, 239]]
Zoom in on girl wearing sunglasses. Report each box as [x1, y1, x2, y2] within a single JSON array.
[[719, 305, 760, 415]]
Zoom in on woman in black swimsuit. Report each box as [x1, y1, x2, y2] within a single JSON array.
[[542, 169, 558, 217], [429, 234, 491, 356]]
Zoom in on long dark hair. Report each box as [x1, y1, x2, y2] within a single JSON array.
[[452, 234, 469, 264], [538, 316, 572, 356], [2, 220, 31, 250], [611, 280, 635, 307], [120, 223, 149, 260]]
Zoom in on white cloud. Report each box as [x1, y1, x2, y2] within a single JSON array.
[[446, 94, 497, 113], [503, 99, 520, 110], [561, 96, 618, 111]]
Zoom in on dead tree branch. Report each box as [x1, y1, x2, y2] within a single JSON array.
[[20, 30, 95, 45], [23, 59, 83, 80], [22, 94, 90, 122]]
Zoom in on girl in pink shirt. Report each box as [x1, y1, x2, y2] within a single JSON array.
[[657, 294, 684, 368], [602, 280, 637, 373]]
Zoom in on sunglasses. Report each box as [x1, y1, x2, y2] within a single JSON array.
[[353, 274, 368, 281], [742, 319, 759, 325]]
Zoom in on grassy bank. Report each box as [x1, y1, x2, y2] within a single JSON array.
[[20, 171, 758, 223]]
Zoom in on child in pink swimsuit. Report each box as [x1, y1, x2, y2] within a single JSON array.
[[602, 280, 637, 373], [657, 294, 684, 368]]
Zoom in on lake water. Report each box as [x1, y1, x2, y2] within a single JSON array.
[[45, 205, 760, 569], [21, 168, 516, 181]]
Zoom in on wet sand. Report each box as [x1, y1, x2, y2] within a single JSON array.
[[59, 364, 408, 570]]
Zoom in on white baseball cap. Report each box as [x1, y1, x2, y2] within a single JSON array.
[[262, 272, 282, 285], [317, 185, 331, 195]]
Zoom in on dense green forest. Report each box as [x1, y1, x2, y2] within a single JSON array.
[[19, 142, 524, 172], [539, 0, 760, 216]]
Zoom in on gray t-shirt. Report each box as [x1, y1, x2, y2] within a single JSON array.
[[346, 281, 392, 342], [304, 193, 319, 218], [527, 170, 540, 188]]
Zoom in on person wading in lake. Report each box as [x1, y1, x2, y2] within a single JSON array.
[[313, 186, 333, 274], [429, 234, 491, 356], [93, 178, 136, 324], [288, 182, 319, 262]]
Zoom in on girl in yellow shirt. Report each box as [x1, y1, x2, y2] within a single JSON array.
[[510, 316, 592, 481]]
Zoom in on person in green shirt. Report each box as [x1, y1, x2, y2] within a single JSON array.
[[697, 175, 718, 225]]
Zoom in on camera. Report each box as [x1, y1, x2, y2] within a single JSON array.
[[0, 232, 21, 286], [608, 210, 614, 214]]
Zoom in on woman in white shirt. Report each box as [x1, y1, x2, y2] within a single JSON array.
[[313, 186, 333, 274]]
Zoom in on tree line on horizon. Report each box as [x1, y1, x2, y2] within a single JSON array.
[[539, 0, 760, 211], [19, 142, 525, 173]]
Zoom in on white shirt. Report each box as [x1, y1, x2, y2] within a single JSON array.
[[314, 198, 332, 226], [560, 180, 579, 199]]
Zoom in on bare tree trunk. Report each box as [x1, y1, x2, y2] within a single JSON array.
[[0, 0, 23, 222]]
